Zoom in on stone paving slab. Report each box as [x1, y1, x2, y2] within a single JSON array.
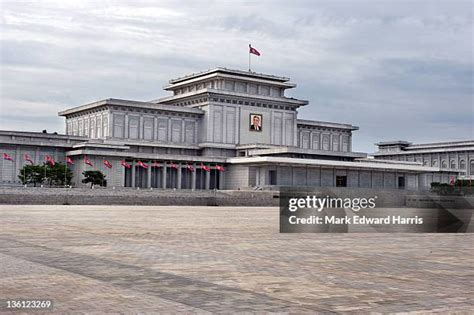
[[0, 205, 473, 314]]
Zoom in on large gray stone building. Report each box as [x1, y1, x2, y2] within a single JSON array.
[[374, 140, 474, 182], [0, 68, 462, 190]]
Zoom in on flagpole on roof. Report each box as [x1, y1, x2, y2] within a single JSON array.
[[248, 44, 251, 72]]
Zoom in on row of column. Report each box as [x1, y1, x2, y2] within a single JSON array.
[[129, 162, 221, 190]]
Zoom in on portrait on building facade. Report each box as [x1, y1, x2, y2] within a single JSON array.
[[249, 113, 262, 131]]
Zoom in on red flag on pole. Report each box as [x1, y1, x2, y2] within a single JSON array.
[[186, 164, 195, 172], [103, 159, 112, 169], [66, 157, 74, 165], [249, 45, 261, 56], [84, 156, 93, 167], [201, 162, 210, 172], [137, 160, 148, 169], [169, 162, 178, 169], [120, 160, 131, 169], [45, 155, 55, 166], [24, 154, 34, 164], [216, 165, 225, 172], [3, 153, 13, 161], [449, 176, 455, 186]]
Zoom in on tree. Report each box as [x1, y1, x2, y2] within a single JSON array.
[[18, 164, 45, 186], [48, 162, 73, 186], [82, 170, 107, 188], [18, 162, 73, 187]]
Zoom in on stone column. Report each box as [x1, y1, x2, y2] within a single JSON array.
[[205, 170, 210, 190], [124, 114, 129, 139], [162, 164, 167, 189], [147, 161, 152, 188], [177, 165, 182, 189], [191, 165, 196, 190], [131, 162, 136, 187], [139, 115, 143, 140], [218, 171, 224, 190], [153, 117, 158, 141], [15, 146, 20, 182]]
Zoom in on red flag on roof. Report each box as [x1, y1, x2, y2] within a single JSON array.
[[66, 157, 74, 165], [152, 161, 161, 167], [137, 160, 148, 169], [186, 164, 195, 172], [201, 162, 210, 172], [249, 44, 261, 56], [103, 159, 112, 169], [3, 153, 13, 161], [24, 154, 34, 164], [121, 160, 131, 169], [169, 162, 178, 169], [216, 165, 225, 172], [84, 156, 93, 167]]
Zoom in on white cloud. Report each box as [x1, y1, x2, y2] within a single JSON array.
[[0, 0, 472, 152]]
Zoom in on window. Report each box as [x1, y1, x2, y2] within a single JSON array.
[[450, 160, 456, 169], [460, 160, 466, 169], [398, 176, 405, 189], [96, 116, 102, 138], [322, 135, 330, 150], [84, 119, 89, 137], [103, 116, 108, 137], [441, 160, 447, 168], [113, 115, 124, 138], [143, 118, 153, 140], [78, 120, 83, 136], [332, 136, 340, 151], [128, 116, 139, 139], [268, 170, 277, 185], [312, 133, 320, 150], [431, 160, 438, 167], [342, 136, 349, 152], [336, 176, 347, 187], [90, 118, 95, 138]]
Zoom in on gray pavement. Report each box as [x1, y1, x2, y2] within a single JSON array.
[[0, 205, 473, 314]]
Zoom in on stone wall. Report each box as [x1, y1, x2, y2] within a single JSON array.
[[0, 187, 281, 207]]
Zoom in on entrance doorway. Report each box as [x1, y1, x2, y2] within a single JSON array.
[[336, 176, 347, 187], [398, 176, 405, 189]]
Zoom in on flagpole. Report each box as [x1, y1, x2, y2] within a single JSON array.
[[248, 44, 251, 72]]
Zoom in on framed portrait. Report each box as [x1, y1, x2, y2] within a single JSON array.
[[249, 113, 263, 132]]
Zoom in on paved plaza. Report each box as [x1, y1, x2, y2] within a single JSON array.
[[0, 205, 473, 313]]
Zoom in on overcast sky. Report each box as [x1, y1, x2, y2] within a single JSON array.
[[1, 0, 472, 152]]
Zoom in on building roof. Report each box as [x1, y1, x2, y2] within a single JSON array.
[[164, 68, 297, 91], [297, 119, 359, 131], [0, 130, 87, 148], [246, 146, 367, 158], [168, 67, 290, 84], [58, 98, 204, 116], [156, 89, 309, 107], [374, 139, 474, 155], [226, 156, 450, 173], [375, 141, 412, 146]]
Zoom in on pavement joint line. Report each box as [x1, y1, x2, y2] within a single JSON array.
[[0, 237, 332, 313]]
